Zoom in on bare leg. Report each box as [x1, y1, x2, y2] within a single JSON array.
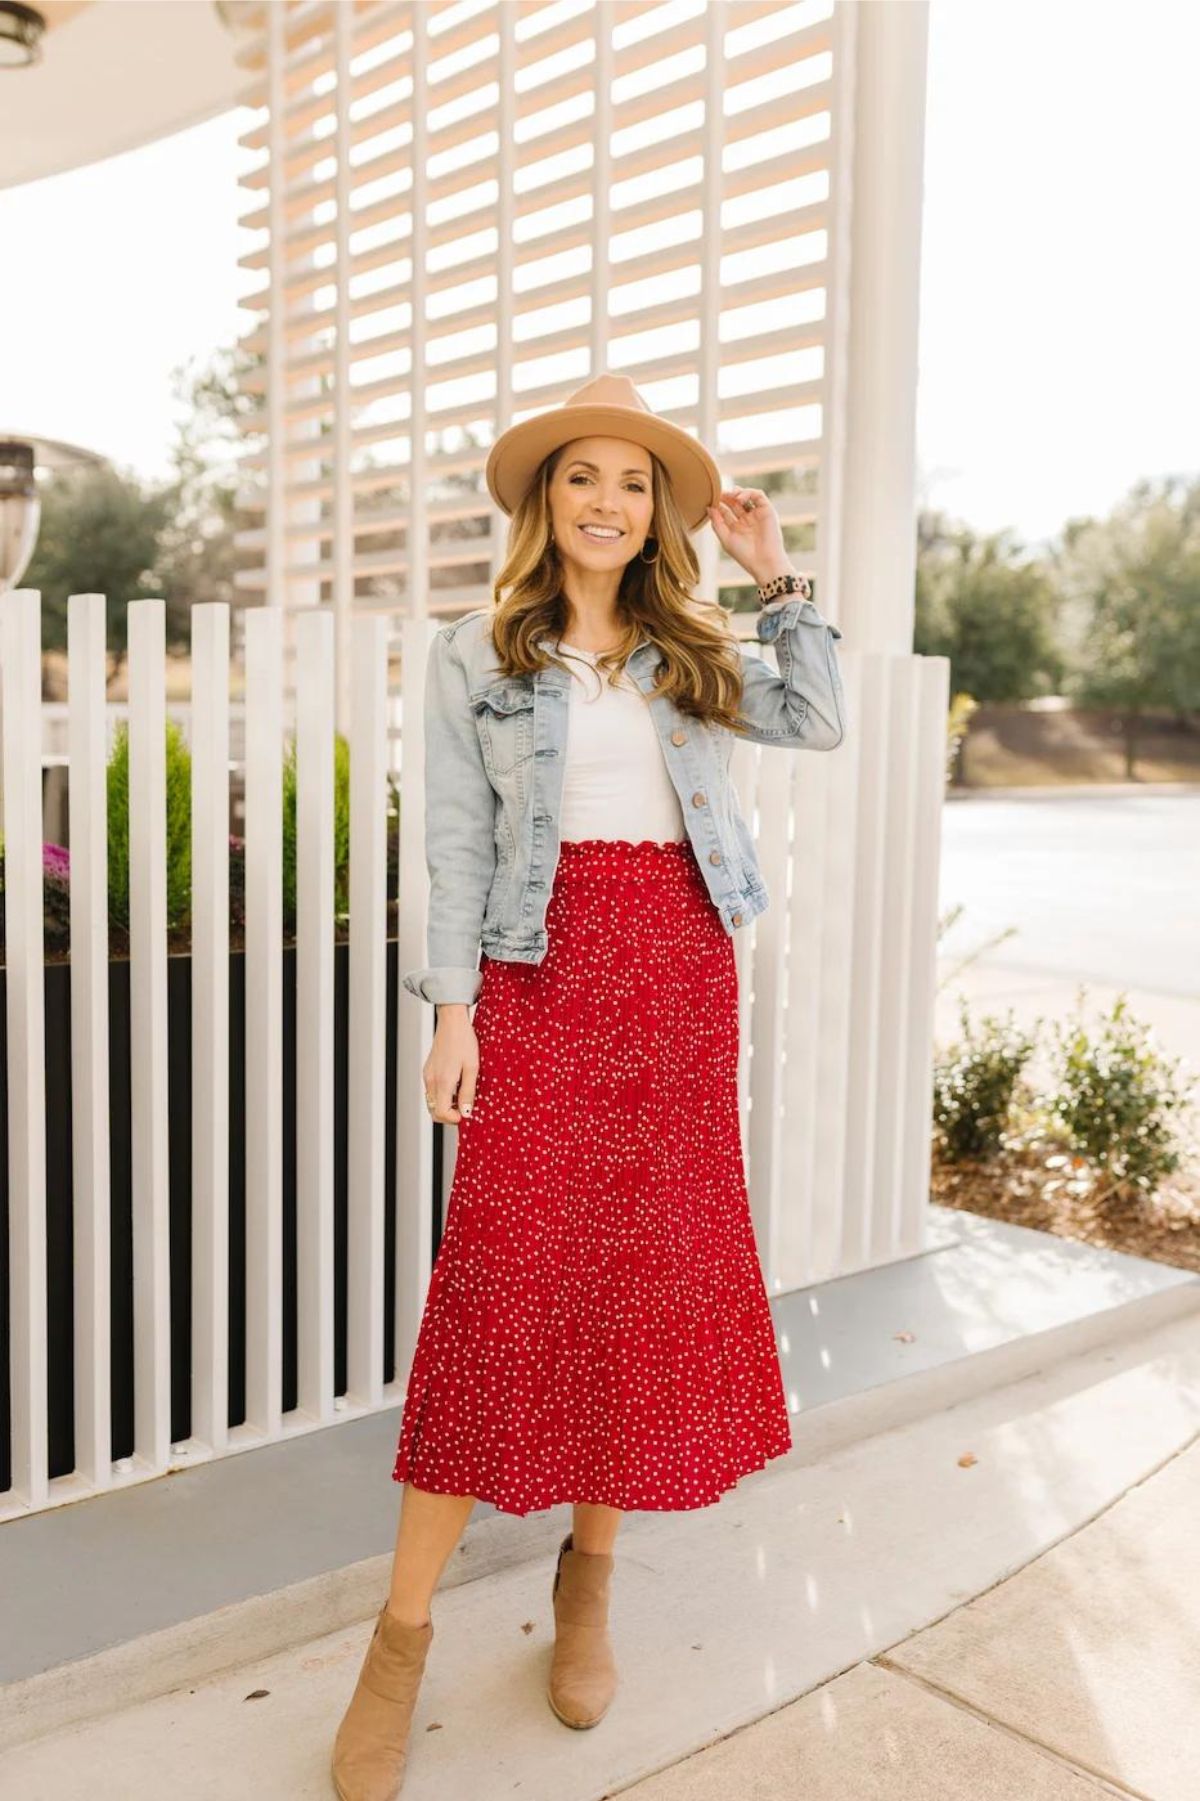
[[571, 1501, 622, 1554], [386, 1482, 477, 1627]]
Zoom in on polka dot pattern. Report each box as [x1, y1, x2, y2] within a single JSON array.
[[391, 837, 794, 1515]]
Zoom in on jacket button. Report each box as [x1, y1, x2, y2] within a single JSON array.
[[691, 791, 706, 807], [670, 728, 687, 745], [709, 849, 723, 866], [732, 911, 743, 926]]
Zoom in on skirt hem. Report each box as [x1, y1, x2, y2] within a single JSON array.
[[389, 1433, 794, 1517]]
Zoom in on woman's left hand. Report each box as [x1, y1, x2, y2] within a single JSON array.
[[706, 487, 792, 585]]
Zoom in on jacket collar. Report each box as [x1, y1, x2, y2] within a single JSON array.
[[533, 634, 656, 697]]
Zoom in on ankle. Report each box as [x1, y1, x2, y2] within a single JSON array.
[[384, 1602, 432, 1630]]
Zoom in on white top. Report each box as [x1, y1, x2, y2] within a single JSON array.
[[557, 643, 687, 844]]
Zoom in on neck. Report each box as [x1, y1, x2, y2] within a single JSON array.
[[554, 572, 619, 651]]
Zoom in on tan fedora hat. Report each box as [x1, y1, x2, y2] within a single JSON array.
[[484, 371, 722, 533]]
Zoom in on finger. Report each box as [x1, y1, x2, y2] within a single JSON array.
[[731, 488, 767, 515], [457, 1057, 480, 1119], [424, 1071, 461, 1125]]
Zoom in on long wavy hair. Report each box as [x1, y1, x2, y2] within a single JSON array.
[[487, 442, 748, 732]]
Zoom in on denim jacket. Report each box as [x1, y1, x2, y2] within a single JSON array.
[[402, 592, 847, 1005]]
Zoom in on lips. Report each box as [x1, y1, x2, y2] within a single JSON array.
[[578, 524, 624, 541]]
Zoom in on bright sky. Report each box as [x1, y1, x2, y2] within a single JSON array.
[[1, 0, 1196, 552]]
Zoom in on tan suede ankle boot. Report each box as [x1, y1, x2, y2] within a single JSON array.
[[547, 1531, 617, 1728], [331, 1605, 434, 1801]]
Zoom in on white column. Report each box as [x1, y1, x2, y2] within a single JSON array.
[[836, 0, 932, 656]]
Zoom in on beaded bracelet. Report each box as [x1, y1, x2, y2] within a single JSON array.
[[756, 570, 813, 606]]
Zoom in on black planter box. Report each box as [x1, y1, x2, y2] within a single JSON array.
[[0, 940, 443, 1496]]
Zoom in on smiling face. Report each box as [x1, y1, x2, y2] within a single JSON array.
[[547, 435, 656, 577]]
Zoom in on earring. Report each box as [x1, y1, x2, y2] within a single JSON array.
[[639, 535, 659, 565]]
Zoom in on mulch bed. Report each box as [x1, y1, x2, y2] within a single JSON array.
[[931, 1119, 1200, 1275]]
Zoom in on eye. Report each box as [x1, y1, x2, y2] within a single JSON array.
[[569, 473, 647, 492]]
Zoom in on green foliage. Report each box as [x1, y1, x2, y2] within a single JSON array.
[[106, 723, 129, 927], [105, 720, 193, 929], [3, 730, 398, 960], [154, 343, 259, 617], [915, 513, 1063, 703], [24, 464, 173, 665], [20, 343, 261, 676], [1051, 475, 1200, 771], [281, 732, 353, 929], [933, 997, 1039, 1161], [1045, 991, 1195, 1197]]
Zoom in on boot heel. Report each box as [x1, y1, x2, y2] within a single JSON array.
[[331, 1606, 434, 1801]]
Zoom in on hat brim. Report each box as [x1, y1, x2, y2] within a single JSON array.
[[484, 403, 722, 533]]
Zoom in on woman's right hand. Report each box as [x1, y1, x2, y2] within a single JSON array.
[[423, 1004, 480, 1124]]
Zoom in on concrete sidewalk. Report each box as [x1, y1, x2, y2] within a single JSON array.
[[3, 1305, 1199, 1799], [624, 1434, 1200, 1800]]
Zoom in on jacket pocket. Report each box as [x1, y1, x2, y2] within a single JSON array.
[[469, 680, 536, 777]]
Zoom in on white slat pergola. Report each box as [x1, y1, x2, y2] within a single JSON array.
[[0, 0, 947, 1518]]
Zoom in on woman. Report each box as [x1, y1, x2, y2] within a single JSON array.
[[331, 372, 847, 1801]]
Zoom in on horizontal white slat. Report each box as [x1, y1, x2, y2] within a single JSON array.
[[237, 260, 826, 384], [232, 320, 825, 438], [235, 5, 825, 173]]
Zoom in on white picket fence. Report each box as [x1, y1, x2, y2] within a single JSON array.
[[0, 592, 947, 1518], [0, 592, 437, 1519], [731, 647, 950, 1295]]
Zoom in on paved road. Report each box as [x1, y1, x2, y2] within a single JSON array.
[[935, 790, 1200, 1074]]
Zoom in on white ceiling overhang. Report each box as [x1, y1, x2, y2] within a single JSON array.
[[1, 0, 245, 191]]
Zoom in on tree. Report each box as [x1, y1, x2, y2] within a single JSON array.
[[23, 463, 171, 684], [915, 511, 1063, 703], [1051, 475, 1200, 774], [19, 342, 258, 688], [153, 342, 257, 621]]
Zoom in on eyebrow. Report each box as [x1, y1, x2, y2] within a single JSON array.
[[566, 460, 651, 477]]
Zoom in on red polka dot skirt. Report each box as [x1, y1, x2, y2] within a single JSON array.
[[391, 837, 794, 1515]]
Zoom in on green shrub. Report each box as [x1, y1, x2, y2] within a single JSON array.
[[933, 997, 1039, 1161], [4, 726, 399, 953], [281, 732, 353, 930], [1046, 991, 1195, 1197], [106, 719, 193, 929]]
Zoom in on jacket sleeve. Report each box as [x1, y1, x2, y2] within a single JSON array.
[[400, 628, 498, 1006], [731, 587, 848, 749]]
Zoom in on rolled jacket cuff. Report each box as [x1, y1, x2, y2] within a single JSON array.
[[401, 964, 484, 1005], [756, 594, 844, 644]]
